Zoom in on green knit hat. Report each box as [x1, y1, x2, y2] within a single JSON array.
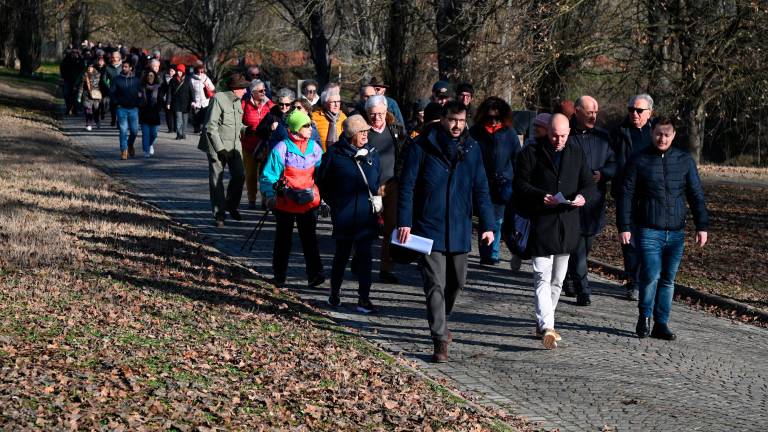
[[286, 110, 312, 134]]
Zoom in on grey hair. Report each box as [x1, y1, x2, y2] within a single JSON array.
[[365, 95, 387, 111], [149, 59, 160, 67], [249, 79, 265, 93], [628, 93, 654, 110], [320, 83, 341, 106], [276, 87, 295, 102]]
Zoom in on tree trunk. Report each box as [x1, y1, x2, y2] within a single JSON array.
[[308, 0, 331, 88], [434, 0, 467, 81], [384, 0, 410, 106], [16, 0, 42, 76], [680, 99, 705, 163], [69, 0, 89, 47]]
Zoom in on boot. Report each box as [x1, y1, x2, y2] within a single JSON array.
[[431, 339, 449, 363], [128, 143, 135, 157], [636, 316, 651, 339], [120, 150, 128, 160], [650, 323, 677, 341]]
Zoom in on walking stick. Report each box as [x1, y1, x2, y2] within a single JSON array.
[[240, 209, 271, 252]]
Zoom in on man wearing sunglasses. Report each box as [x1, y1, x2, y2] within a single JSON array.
[[611, 93, 655, 301]]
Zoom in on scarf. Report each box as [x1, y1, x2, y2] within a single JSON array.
[[288, 131, 309, 154], [324, 110, 340, 146], [145, 83, 160, 106], [484, 122, 503, 135]]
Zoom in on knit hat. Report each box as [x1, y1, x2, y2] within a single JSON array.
[[343, 114, 371, 138], [286, 110, 312, 134], [533, 113, 552, 128], [176, 64, 186, 74]]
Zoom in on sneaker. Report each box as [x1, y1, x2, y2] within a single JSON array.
[[86, 125, 92, 131], [149, 145, 154, 155], [308, 274, 326, 288], [327, 294, 341, 308], [534, 326, 561, 341], [356, 299, 378, 314], [509, 254, 522, 271], [542, 329, 558, 349], [144, 153, 151, 159], [625, 283, 638, 301]]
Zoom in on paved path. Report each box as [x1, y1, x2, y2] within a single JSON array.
[[63, 117, 768, 431]]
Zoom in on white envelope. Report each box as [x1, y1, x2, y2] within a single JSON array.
[[390, 231, 434, 255], [553, 192, 573, 205]]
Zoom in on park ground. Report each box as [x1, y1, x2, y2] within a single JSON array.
[[0, 70, 525, 430], [0, 68, 767, 430]]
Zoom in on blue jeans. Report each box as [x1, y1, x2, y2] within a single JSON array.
[[117, 107, 139, 151], [637, 228, 685, 324], [141, 123, 158, 154], [479, 203, 505, 261]]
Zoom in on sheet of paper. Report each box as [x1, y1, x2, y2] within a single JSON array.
[[390, 231, 434, 255], [553, 192, 573, 205]]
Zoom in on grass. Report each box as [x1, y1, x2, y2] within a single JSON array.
[[0, 73, 530, 430]]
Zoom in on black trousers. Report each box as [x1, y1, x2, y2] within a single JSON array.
[[331, 237, 373, 301], [419, 251, 468, 342], [566, 235, 594, 296], [272, 208, 323, 282]]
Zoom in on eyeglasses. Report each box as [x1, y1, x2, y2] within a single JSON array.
[[279, 103, 292, 107], [368, 112, 386, 118], [327, 100, 341, 105], [628, 107, 649, 114], [254, 89, 265, 94], [305, 89, 317, 94]]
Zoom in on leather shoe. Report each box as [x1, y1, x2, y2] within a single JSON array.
[[228, 208, 242, 221], [308, 273, 326, 288], [431, 340, 449, 363], [650, 323, 677, 341], [576, 294, 591, 306], [636, 316, 651, 338]]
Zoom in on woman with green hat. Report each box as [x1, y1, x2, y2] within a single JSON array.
[[260, 109, 326, 287]]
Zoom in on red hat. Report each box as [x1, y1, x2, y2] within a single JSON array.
[[176, 64, 186, 74]]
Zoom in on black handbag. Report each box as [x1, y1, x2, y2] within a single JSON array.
[[490, 173, 513, 204], [285, 187, 315, 205]]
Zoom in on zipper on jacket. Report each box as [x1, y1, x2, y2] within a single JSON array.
[[661, 152, 668, 228]]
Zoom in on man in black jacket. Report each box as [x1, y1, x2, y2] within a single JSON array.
[[110, 60, 141, 160], [617, 117, 708, 341], [564, 95, 617, 306], [514, 113, 596, 349], [611, 93, 655, 300]]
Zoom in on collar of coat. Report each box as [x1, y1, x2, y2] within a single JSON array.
[[421, 125, 473, 165]]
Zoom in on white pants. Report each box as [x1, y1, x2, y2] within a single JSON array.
[[533, 254, 570, 330]]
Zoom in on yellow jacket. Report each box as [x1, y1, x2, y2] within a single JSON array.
[[311, 108, 347, 152]]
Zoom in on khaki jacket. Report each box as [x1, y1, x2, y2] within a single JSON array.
[[198, 91, 244, 157]]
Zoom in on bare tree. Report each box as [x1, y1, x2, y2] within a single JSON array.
[[15, 0, 44, 76], [129, 0, 259, 82]]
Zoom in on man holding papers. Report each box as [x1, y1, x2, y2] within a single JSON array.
[[397, 101, 495, 363], [514, 113, 596, 349]]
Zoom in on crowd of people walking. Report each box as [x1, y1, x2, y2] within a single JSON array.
[[61, 41, 710, 362]]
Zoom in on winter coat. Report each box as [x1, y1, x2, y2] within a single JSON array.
[[469, 124, 522, 205], [514, 138, 597, 256], [198, 91, 244, 157], [139, 83, 162, 125], [617, 145, 709, 233], [260, 135, 324, 214], [102, 63, 122, 92], [311, 108, 347, 152], [241, 98, 274, 153], [610, 117, 653, 198], [79, 70, 102, 110], [317, 139, 381, 240], [168, 76, 194, 113], [190, 73, 214, 109], [109, 73, 141, 109], [397, 126, 495, 253], [567, 125, 617, 236]]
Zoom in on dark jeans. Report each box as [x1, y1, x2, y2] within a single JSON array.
[[273, 208, 323, 282], [621, 226, 641, 286], [164, 107, 175, 132], [206, 151, 245, 219], [331, 237, 373, 301], [192, 106, 207, 133], [63, 81, 76, 114], [174, 111, 188, 138], [479, 203, 505, 261], [566, 235, 594, 296], [637, 228, 685, 324], [419, 251, 468, 342]]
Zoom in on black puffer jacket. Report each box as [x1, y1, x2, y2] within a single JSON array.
[[617, 146, 708, 233]]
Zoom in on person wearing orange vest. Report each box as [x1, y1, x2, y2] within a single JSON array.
[[260, 110, 325, 288], [311, 84, 347, 151]]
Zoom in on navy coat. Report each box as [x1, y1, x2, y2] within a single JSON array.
[[514, 138, 597, 256], [317, 139, 381, 241], [397, 125, 495, 253], [469, 124, 523, 205], [617, 146, 709, 233], [568, 126, 617, 236]]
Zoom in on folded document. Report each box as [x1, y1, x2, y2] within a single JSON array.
[[390, 231, 434, 255]]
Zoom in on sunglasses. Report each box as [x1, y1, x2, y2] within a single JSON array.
[[306, 89, 317, 94], [628, 107, 649, 114], [278, 103, 292, 107], [254, 89, 265, 94], [301, 123, 312, 129]]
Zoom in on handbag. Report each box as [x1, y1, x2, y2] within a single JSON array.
[[204, 85, 215, 99], [354, 157, 382, 214], [89, 89, 102, 100], [490, 173, 513, 204]]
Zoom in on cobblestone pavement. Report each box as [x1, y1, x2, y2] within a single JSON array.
[[63, 117, 768, 431]]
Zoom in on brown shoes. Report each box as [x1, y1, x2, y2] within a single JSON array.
[[120, 150, 128, 160], [432, 339, 449, 363], [542, 329, 558, 350]]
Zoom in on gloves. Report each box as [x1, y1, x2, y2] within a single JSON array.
[[216, 150, 229, 164]]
